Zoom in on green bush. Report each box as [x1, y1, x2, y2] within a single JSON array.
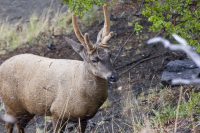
[[134, 22, 143, 35], [63, 0, 106, 16], [142, 0, 200, 52]]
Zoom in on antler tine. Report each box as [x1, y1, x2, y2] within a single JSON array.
[[97, 4, 114, 47], [102, 4, 110, 38], [96, 28, 103, 44], [101, 32, 114, 46], [72, 15, 85, 45], [84, 33, 96, 53], [72, 14, 95, 54]]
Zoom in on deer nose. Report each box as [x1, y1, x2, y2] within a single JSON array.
[[108, 72, 119, 82]]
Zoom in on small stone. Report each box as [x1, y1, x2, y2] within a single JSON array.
[[117, 86, 122, 90]]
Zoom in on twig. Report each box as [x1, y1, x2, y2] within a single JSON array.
[[116, 53, 150, 70], [174, 86, 183, 133], [113, 33, 134, 64], [120, 54, 161, 75], [148, 34, 200, 67]]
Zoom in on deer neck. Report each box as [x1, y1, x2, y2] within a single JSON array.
[[80, 62, 108, 101]]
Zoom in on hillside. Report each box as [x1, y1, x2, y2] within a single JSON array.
[[0, 1, 199, 133]]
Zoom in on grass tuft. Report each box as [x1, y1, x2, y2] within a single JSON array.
[[0, 9, 69, 54]]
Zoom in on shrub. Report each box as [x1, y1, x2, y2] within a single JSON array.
[[142, 0, 200, 52], [63, 0, 106, 16]]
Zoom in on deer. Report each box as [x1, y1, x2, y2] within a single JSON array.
[[0, 4, 118, 133]]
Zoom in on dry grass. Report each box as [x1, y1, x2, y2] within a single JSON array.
[[0, 2, 199, 132], [0, 9, 71, 55], [0, 5, 104, 56], [119, 84, 199, 133]]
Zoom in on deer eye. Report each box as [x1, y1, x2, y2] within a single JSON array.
[[91, 57, 99, 63]]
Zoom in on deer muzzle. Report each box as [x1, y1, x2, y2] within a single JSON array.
[[107, 72, 119, 83]]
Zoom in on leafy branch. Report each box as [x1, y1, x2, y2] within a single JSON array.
[[63, 0, 106, 16], [142, 0, 200, 52]]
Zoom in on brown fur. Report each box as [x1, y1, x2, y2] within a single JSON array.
[[0, 54, 108, 132], [0, 5, 118, 133]]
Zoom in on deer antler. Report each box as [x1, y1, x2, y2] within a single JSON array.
[[72, 15, 95, 53], [72, 15, 85, 45], [96, 4, 114, 48], [101, 32, 114, 46], [102, 4, 110, 38], [72, 5, 113, 52], [84, 33, 96, 53]]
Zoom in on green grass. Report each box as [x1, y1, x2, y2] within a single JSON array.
[[152, 91, 199, 126], [121, 86, 199, 132]]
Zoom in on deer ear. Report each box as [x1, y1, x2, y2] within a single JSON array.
[[65, 37, 87, 60]]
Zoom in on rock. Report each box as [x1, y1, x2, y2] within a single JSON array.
[[165, 60, 198, 72], [161, 59, 200, 85]]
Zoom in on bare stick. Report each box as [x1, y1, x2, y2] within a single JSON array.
[[174, 87, 183, 133], [120, 54, 161, 75], [147, 34, 200, 67], [113, 33, 134, 63]]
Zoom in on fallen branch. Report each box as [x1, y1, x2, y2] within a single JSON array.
[[120, 54, 161, 75], [147, 34, 200, 85], [148, 34, 200, 67], [116, 53, 150, 70]]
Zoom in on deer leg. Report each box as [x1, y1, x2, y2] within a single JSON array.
[[16, 115, 34, 133], [78, 119, 88, 133], [3, 111, 16, 133], [5, 123, 14, 133], [52, 118, 67, 133], [16, 125, 24, 133]]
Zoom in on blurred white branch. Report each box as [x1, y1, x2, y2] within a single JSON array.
[[147, 34, 200, 85], [172, 78, 200, 85]]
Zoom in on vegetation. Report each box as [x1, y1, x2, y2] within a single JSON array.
[[141, 0, 200, 51], [0, 0, 105, 54], [0, 11, 69, 54], [152, 91, 199, 125], [0, 0, 199, 132], [125, 87, 200, 132], [63, 0, 105, 16], [134, 22, 143, 35]]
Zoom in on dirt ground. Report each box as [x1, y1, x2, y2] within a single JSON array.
[[0, 2, 192, 133]]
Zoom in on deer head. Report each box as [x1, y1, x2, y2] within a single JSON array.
[[71, 4, 118, 82]]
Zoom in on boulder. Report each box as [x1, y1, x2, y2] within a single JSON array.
[[161, 59, 200, 85]]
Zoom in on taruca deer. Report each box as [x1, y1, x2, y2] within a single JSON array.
[[0, 5, 118, 133]]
